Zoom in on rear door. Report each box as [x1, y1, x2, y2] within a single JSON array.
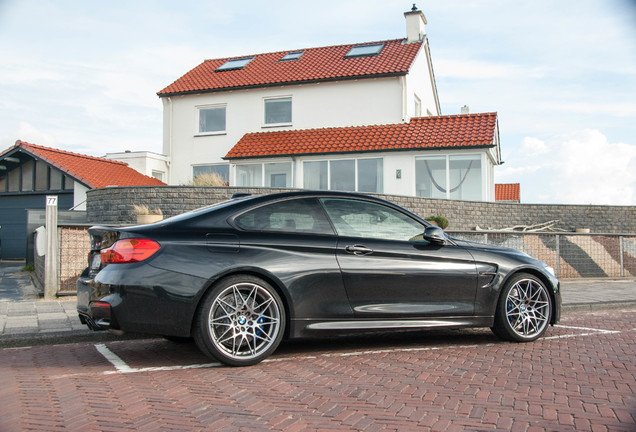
[[320, 198, 478, 318]]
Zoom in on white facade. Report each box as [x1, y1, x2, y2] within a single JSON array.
[[229, 146, 499, 202], [159, 8, 501, 201], [160, 9, 439, 185], [163, 71, 438, 185], [104, 151, 170, 182]]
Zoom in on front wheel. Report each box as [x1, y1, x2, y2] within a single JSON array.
[[193, 275, 285, 366], [491, 273, 552, 342]]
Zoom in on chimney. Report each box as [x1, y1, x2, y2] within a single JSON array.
[[461, 105, 470, 114], [404, 4, 427, 43]]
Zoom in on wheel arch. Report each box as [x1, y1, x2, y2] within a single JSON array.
[[499, 267, 559, 325], [191, 267, 294, 338]]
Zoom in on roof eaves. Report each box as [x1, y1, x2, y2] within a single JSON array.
[[225, 144, 497, 160], [23, 145, 97, 189], [157, 71, 409, 98]]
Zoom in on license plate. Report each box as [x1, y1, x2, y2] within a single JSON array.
[[90, 253, 102, 271]]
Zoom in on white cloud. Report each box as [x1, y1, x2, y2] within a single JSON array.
[[498, 130, 636, 205], [435, 59, 548, 80], [520, 137, 550, 156], [540, 102, 636, 118], [552, 129, 636, 205], [14, 122, 59, 147]]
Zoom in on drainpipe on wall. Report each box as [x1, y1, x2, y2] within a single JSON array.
[[400, 75, 408, 122], [166, 97, 173, 184]]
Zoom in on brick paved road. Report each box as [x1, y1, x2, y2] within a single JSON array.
[[1, 310, 635, 431]]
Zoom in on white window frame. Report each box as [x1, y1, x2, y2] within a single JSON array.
[[414, 94, 422, 117], [263, 96, 292, 128], [196, 104, 227, 136], [192, 163, 230, 183], [302, 157, 384, 193], [413, 153, 485, 200]]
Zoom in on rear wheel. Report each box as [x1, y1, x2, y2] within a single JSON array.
[[491, 273, 552, 342], [193, 275, 285, 366]]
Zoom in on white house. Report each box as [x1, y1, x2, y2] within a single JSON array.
[[157, 6, 502, 200], [225, 113, 500, 201], [158, 7, 439, 184], [103, 150, 169, 183]]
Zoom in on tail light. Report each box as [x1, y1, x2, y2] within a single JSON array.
[[100, 238, 161, 264]]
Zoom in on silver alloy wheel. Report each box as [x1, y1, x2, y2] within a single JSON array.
[[207, 282, 282, 361], [505, 278, 550, 338]]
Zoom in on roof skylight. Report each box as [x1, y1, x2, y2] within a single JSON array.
[[280, 51, 304, 61], [216, 57, 254, 71], [345, 43, 385, 58]]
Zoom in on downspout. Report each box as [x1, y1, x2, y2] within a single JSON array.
[[400, 75, 408, 122], [166, 96, 173, 184]]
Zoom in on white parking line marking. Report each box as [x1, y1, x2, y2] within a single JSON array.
[[95, 343, 134, 373], [102, 362, 223, 375], [556, 324, 620, 333], [91, 326, 623, 375]]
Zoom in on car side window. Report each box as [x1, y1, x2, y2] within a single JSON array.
[[320, 198, 425, 241], [235, 198, 335, 235]]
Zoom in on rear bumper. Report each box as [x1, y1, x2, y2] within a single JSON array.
[[76, 263, 207, 337], [77, 272, 119, 331]]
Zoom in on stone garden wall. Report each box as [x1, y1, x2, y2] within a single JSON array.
[[86, 186, 636, 234]]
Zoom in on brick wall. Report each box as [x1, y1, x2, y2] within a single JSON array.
[[86, 186, 636, 234]]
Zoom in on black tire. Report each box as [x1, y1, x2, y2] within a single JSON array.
[[491, 273, 552, 342], [193, 275, 285, 366]]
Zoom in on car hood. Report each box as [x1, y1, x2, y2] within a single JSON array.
[[450, 236, 531, 259]]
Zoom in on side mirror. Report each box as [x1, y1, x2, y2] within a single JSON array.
[[423, 226, 446, 245]]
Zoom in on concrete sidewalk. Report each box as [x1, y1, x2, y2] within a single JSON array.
[[1, 261, 636, 348]]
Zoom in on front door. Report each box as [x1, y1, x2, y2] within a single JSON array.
[[320, 198, 478, 318]]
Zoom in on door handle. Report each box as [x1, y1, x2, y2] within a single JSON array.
[[345, 245, 373, 256]]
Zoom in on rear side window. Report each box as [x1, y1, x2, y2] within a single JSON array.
[[235, 198, 334, 235]]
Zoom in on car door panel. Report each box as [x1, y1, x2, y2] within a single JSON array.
[[336, 236, 478, 317]]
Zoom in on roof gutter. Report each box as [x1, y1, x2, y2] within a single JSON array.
[[157, 72, 409, 98], [223, 144, 498, 161]]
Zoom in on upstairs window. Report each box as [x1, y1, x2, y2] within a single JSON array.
[[198, 105, 226, 134], [345, 43, 384, 58], [216, 57, 254, 71], [280, 51, 304, 61], [264, 97, 292, 126]]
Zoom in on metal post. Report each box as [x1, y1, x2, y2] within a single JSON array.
[[555, 234, 561, 278], [44, 195, 59, 300], [619, 236, 625, 278]]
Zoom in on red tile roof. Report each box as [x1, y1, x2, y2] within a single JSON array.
[[4, 141, 165, 189], [225, 113, 498, 159], [495, 183, 521, 202], [158, 39, 423, 96]]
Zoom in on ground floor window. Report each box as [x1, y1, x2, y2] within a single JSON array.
[[235, 162, 292, 187], [264, 162, 292, 187], [236, 164, 263, 187], [302, 158, 383, 193], [192, 164, 230, 184], [416, 154, 482, 200], [303, 161, 328, 190]]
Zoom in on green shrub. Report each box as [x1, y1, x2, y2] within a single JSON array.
[[425, 216, 449, 229]]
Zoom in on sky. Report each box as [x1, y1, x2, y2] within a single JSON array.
[[1, 0, 635, 205]]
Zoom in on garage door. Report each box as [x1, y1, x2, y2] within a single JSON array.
[[0, 193, 73, 260]]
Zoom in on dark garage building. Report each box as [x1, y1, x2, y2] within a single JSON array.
[[0, 140, 164, 260]]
